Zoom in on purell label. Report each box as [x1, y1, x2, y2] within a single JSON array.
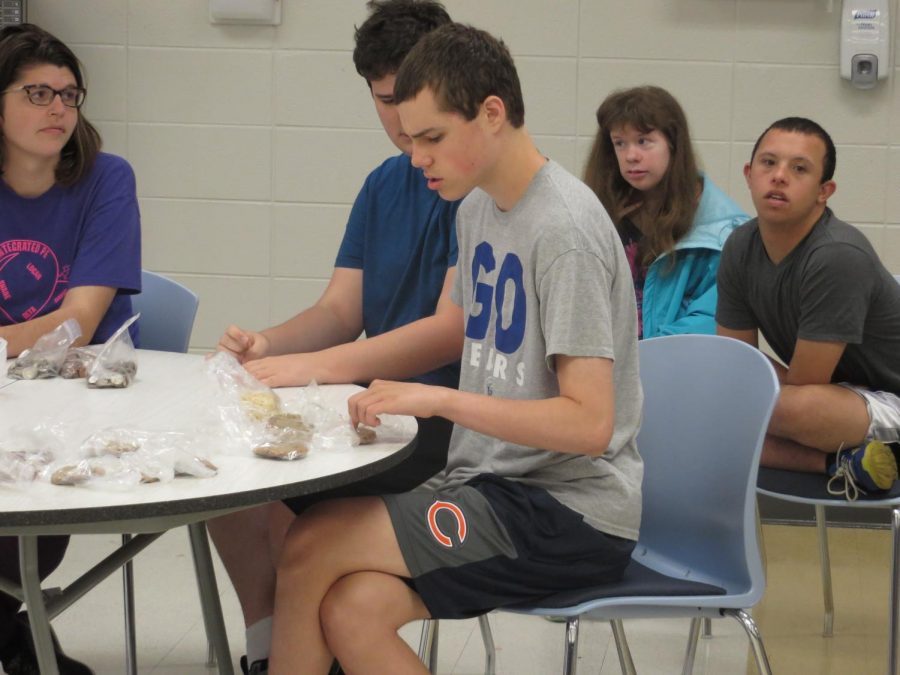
[[852, 9, 879, 19]]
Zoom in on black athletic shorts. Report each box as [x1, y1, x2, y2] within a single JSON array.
[[383, 473, 635, 619]]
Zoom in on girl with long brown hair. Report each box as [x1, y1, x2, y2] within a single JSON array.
[[585, 85, 747, 337]]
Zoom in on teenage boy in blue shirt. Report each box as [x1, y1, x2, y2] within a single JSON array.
[[207, 3, 464, 673]]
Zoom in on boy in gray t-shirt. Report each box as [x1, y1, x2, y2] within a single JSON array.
[[267, 24, 642, 673], [717, 117, 900, 500]]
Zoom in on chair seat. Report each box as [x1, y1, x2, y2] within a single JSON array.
[[507, 560, 726, 612], [758, 466, 900, 506]]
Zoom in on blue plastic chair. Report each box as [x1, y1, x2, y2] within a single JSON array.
[[131, 270, 199, 353], [419, 334, 779, 674]]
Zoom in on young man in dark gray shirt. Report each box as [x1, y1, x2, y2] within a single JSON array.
[[717, 117, 900, 499]]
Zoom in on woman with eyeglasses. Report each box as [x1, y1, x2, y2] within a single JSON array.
[[0, 23, 140, 675]]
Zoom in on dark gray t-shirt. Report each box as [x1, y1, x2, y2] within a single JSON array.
[[716, 209, 900, 393], [429, 160, 643, 541]]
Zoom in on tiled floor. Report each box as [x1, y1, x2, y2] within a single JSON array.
[[14, 522, 894, 674]]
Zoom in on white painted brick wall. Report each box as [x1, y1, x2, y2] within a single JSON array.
[[26, 0, 900, 349]]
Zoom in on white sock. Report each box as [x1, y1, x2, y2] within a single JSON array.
[[245, 616, 273, 665]]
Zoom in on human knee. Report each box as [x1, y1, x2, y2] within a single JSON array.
[[275, 502, 339, 571], [769, 385, 814, 435], [320, 577, 384, 647]]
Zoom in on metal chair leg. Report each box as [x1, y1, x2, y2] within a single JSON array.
[[419, 619, 437, 673], [725, 608, 772, 675], [682, 617, 701, 675], [610, 618, 636, 675], [815, 504, 835, 637], [889, 508, 900, 675], [477, 614, 496, 675], [122, 534, 138, 675], [428, 620, 439, 675], [701, 617, 712, 639], [563, 617, 580, 675], [207, 638, 217, 668], [188, 523, 234, 675]]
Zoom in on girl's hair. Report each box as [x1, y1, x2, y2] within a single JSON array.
[[0, 23, 101, 186], [584, 85, 700, 265]]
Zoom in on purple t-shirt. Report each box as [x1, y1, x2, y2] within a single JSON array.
[[0, 152, 142, 344]]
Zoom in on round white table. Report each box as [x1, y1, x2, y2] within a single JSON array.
[[0, 350, 418, 675]]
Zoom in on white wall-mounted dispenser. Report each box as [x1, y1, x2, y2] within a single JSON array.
[[840, 0, 891, 89], [209, 0, 281, 25]]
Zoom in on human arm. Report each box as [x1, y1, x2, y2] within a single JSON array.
[[349, 354, 614, 457], [244, 268, 462, 387], [1, 156, 140, 357], [777, 242, 872, 386], [648, 250, 720, 337], [216, 267, 365, 362], [0, 286, 116, 357], [717, 323, 790, 381]]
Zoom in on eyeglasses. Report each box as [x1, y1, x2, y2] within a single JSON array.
[[2, 84, 86, 109]]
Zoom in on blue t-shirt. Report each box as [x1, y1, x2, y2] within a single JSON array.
[[335, 154, 460, 387], [0, 153, 142, 345]]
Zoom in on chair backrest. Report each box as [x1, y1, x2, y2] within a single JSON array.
[[132, 270, 199, 353], [635, 335, 779, 602]]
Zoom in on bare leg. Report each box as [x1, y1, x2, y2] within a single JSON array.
[[268, 501, 295, 564], [769, 384, 868, 451], [269, 497, 414, 675], [322, 571, 430, 675], [207, 504, 281, 625], [761, 384, 869, 473], [761, 434, 829, 473]]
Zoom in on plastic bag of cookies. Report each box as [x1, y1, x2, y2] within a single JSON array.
[[8, 318, 81, 380]]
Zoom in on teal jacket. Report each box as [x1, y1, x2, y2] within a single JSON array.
[[642, 178, 748, 338]]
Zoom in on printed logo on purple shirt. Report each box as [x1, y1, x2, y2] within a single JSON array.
[[0, 239, 67, 323]]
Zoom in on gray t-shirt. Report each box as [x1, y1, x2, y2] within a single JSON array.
[[430, 160, 643, 541], [717, 209, 900, 393]]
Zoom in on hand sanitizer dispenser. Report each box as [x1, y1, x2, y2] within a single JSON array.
[[841, 0, 891, 89]]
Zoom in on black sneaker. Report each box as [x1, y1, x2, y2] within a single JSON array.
[[1, 616, 93, 675], [240, 655, 269, 675]]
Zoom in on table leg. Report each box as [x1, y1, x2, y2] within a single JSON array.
[[122, 534, 138, 675], [188, 522, 234, 675], [889, 508, 900, 675], [19, 535, 60, 675]]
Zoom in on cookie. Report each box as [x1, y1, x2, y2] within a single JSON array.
[[240, 390, 281, 421], [51, 462, 106, 486], [355, 425, 376, 445], [253, 442, 309, 460]]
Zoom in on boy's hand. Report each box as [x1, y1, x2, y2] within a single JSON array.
[[348, 380, 447, 428], [244, 353, 317, 388], [216, 325, 270, 363]]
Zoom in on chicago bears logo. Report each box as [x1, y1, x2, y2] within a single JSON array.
[[427, 500, 467, 548]]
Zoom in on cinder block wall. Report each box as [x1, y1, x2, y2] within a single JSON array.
[[28, 0, 900, 352]]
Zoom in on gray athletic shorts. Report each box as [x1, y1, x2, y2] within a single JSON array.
[[840, 384, 900, 444], [382, 473, 634, 619]]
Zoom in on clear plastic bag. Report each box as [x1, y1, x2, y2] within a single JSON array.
[[46, 427, 218, 490], [205, 352, 282, 451], [8, 319, 81, 380], [252, 413, 314, 461], [60, 347, 97, 379], [87, 315, 139, 388], [0, 449, 54, 484]]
